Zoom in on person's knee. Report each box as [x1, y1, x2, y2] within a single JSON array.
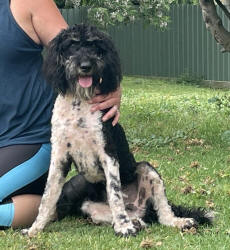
[[11, 194, 41, 228]]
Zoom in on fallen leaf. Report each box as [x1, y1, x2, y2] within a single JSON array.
[[204, 176, 215, 185], [181, 186, 193, 194], [150, 160, 159, 168], [199, 188, 208, 195], [175, 149, 181, 155], [206, 200, 215, 208], [185, 146, 191, 151], [190, 161, 200, 168], [178, 175, 188, 183], [28, 246, 38, 250], [132, 146, 141, 153], [140, 238, 154, 248], [218, 170, 230, 178], [186, 138, 204, 146], [156, 241, 163, 246], [182, 227, 197, 235]]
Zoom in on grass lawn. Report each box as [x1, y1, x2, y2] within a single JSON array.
[[1, 77, 230, 250]]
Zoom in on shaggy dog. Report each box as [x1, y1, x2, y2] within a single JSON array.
[[22, 24, 212, 237]]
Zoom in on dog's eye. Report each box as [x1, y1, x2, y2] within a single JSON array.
[[61, 40, 72, 51], [62, 40, 80, 52], [68, 43, 80, 52], [69, 43, 78, 49], [94, 41, 108, 54]]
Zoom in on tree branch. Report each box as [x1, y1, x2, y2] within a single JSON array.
[[215, 0, 230, 20], [199, 0, 230, 52]]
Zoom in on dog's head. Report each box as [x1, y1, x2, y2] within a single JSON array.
[[43, 24, 122, 100]]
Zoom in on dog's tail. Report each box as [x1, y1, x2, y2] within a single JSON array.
[[143, 200, 215, 225], [170, 204, 215, 225]]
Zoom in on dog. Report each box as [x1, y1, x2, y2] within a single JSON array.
[[22, 24, 213, 237]]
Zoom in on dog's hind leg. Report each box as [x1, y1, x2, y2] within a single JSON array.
[[81, 201, 113, 224], [22, 147, 71, 237], [135, 162, 197, 230], [81, 200, 147, 230]]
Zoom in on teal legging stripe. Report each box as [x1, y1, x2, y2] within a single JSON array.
[[0, 203, 15, 227], [0, 143, 51, 202]]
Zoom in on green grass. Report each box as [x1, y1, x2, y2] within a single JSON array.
[[2, 77, 230, 250]]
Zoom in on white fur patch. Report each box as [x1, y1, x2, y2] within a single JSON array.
[[51, 95, 105, 183]]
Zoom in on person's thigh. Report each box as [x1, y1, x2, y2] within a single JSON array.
[[0, 144, 51, 202]]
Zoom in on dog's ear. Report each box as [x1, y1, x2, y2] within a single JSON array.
[[99, 35, 122, 95], [42, 31, 68, 95]]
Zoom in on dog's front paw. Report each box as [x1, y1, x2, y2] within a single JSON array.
[[21, 228, 30, 236], [113, 220, 138, 237], [21, 227, 40, 237], [132, 218, 146, 231]]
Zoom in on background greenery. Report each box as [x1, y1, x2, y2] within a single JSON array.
[[1, 77, 230, 249]]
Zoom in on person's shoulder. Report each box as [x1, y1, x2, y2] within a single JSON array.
[[28, 0, 68, 46], [11, 0, 62, 19], [26, 0, 60, 14], [26, 0, 56, 8], [11, 0, 56, 11]]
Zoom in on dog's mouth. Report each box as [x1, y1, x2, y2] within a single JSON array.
[[74, 74, 103, 101], [77, 75, 102, 89], [78, 76, 93, 88]]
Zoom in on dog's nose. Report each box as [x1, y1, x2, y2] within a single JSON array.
[[80, 61, 92, 73]]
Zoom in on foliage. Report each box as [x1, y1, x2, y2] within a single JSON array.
[[174, 0, 199, 4], [176, 72, 204, 86], [221, 130, 230, 145], [55, 0, 66, 8], [208, 94, 230, 115], [55, 0, 174, 28], [87, 0, 173, 28]]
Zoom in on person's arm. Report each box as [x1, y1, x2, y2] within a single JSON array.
[[10, 0, 68, 46]]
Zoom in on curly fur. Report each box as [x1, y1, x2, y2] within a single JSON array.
[[43, 24, 121, 97], [22, 24, 213, 238]]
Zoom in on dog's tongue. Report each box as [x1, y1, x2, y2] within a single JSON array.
[[78, 76, 93, 88]]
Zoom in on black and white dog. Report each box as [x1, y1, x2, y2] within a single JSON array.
[[22, 24, 212, 237]]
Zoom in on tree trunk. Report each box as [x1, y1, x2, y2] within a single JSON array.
[[199, 0, 230, 52], [222, 0, 230, 12]]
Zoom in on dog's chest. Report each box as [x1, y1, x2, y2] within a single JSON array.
[[52, 95, 106, 182]]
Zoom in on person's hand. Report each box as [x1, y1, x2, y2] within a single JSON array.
[[89, 87, 122, 126]]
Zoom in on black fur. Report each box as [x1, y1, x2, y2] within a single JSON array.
[[43, 24, 121, 96]]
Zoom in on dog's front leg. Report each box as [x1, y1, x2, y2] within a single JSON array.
[[101, 155, 139, 237], [22, 149, 69, 237]]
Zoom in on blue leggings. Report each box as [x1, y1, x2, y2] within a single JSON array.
[[0, 143, 51, 227]]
